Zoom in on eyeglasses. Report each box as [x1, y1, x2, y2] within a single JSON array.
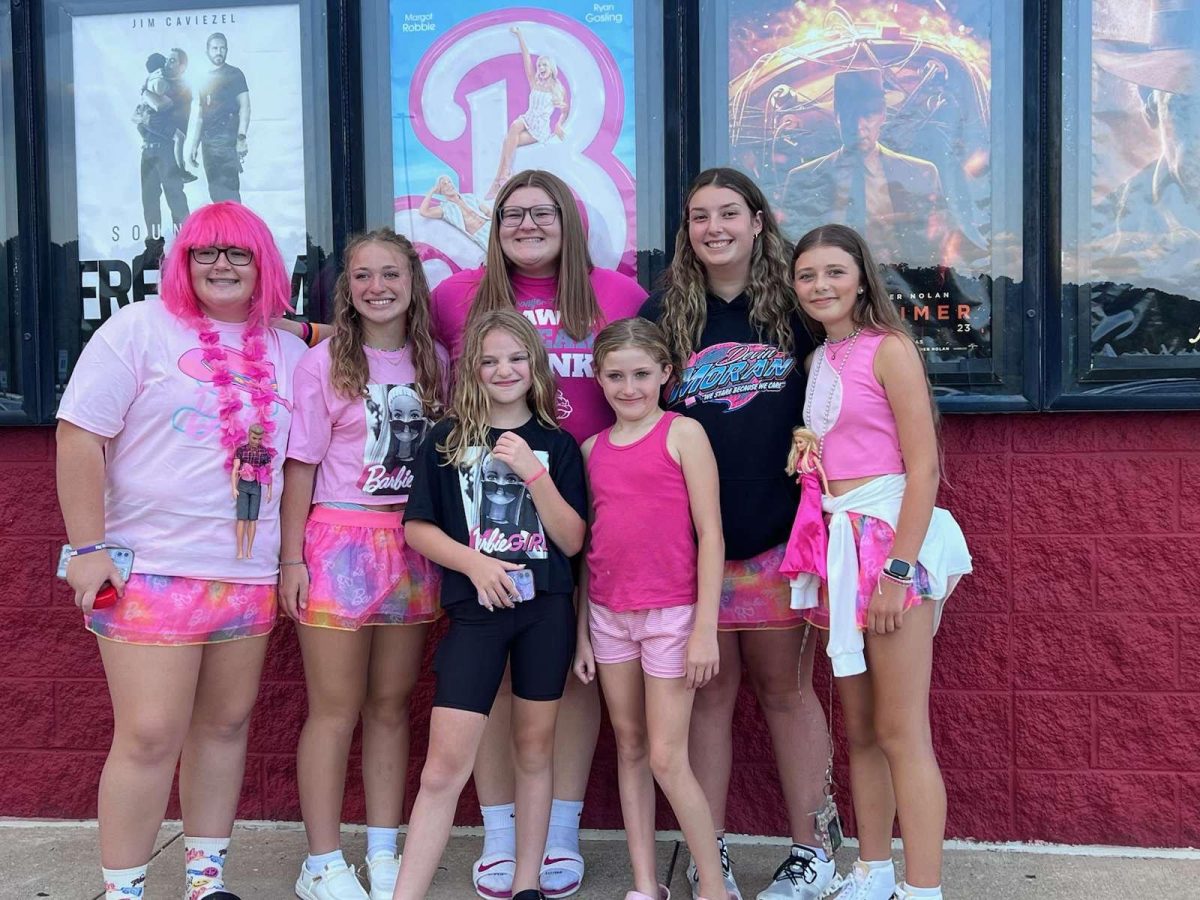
[[190, 246, 255, 266], [498, 204, 560, 227]]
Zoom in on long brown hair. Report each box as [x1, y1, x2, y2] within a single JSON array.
[[659, 167, 796, 364], [328, 229, 445, 419], [470, 169, 600, 342], [439, 309, 560, 468]]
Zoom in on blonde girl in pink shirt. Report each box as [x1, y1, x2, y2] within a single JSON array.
[[280, 228, 447, 900], [573, 318, 727, 900]]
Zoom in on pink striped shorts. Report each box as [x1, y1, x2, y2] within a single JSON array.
[[588, 601, 696, 679]]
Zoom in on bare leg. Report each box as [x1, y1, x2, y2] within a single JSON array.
[[393, 708, 489, 900], [742, 626, 829, 843], [97, 640, 202, 867], [487, 120, 538, 198], [834, 669, 896, 864], [868, 603, 944, 888], [246, 520, 258, 558], [510, 696, 561, 893], [293, 625, 372, 853], [687, 630, 741, 832], [551, 674, 602, 801], [177, 634, 269, 838], [362, 623, 430, 833], [644, 673, 725, 900], [235, 520, 246, 559], [597, 659, 658, 896]]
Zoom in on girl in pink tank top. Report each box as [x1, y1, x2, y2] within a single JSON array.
[[790, 224, 971, 900], [572, 318, 729, 900]]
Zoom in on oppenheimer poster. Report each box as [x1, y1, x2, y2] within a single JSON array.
[[389, 2, 637, 284], [71, 4, 307, 322]]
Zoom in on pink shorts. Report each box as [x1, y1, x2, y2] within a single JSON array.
[[86, 574, 277, 645], [588, 602, 696, 679], [805, 513, 936, 631], [719, 543, 808, 631], [300, 505, 441, 630]]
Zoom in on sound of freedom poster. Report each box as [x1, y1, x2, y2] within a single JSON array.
[[71, 4, 307, 323], [727, 0, 1015, 363], [389, 2, 637, 286]]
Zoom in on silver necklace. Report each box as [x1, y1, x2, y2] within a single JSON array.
[[810, 328, 862, 460]]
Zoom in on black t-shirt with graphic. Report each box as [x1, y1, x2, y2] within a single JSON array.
[[640, 290, 815, 560], [404, 416, 587, 606], [199, 64, 248, 136]]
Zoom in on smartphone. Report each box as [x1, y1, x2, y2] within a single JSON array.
[[507, 568, 536, 602], [57, 545, 135, 610]]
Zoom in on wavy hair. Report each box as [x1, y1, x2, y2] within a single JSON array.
[[327, 228, 445, 419], [439, 309, 559, 468], [591, 317, 678, 388], [470, 169, 600, 342], [658, 167, 796, 364], [160, 201, 292, 328]]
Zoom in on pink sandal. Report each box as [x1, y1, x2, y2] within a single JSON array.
[[623, 886, 669, 900]]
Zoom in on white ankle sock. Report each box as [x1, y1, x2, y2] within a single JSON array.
[[306, 848, 346, 874], [366, 826, 400, 860], [103, 864, 148, 900], [899, 882, 942, 899], [794, 842, 829, 863], [545, 798, 583, 852], [480, 802, 517, 859], [184, 836, 230, 900]]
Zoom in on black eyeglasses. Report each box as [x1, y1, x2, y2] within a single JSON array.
[[190, 246, 255, 266], [498, 204, 560, 227]]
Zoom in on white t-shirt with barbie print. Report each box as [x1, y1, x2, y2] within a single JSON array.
[[57, 299, 308, 583], [286, 341, 449, 505]]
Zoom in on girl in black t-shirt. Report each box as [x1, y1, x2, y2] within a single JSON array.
[[399, 309, 587, 900]]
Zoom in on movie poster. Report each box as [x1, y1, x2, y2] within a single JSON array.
[[71, 4, 307, 323], [727, 1, 1006, 362], [1064, 0, 1200, 373], [389, 1, 637, 286]]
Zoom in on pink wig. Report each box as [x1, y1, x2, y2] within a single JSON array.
[[159, 201, 294, 328]]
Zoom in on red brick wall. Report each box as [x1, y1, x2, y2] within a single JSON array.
[[4, 414, 1198, 846]]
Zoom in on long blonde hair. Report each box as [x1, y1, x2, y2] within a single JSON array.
[[591, 317, 678, 390], [328, 228, 445, 418], [470, 169, 600, 342], [439, 309, 559, 468], [659, 167, 796, 364]]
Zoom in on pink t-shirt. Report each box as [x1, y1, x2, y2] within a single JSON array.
[[286, 341, 449, 505], [57, 299, 308, 583], [430, 266, 648, 444]]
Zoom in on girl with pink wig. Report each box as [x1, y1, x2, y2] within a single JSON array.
[[56, 201, 308, 900]]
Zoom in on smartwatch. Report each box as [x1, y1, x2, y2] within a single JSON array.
[[883, 557, 913, 580]]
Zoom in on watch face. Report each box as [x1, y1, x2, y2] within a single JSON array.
[[887, 559, 912, 578]]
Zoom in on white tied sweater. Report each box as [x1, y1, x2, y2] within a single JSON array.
[[789, 474, 973, 677]]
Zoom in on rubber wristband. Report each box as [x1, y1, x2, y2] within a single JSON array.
[[70, 542, 110, 558], [299, 321, 312, 344], [879, 571, 914, 587], [280, 560, 306, 567], [524, 467, 547, 487], [309, 323, 321, 347]]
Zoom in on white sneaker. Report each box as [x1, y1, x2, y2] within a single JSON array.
[[687, 838, 743, 900], [295, 860, 370, 900], [756, 846, 837, 899], [365, 853, 400, 900], [829, 860, 895, 900]]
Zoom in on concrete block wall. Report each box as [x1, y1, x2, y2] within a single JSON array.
[[2, 413, 1197, 847]]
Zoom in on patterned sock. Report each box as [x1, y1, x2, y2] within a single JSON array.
[[366, 826, 400, 860], [306, 849, 346, 874], [103, 864, 148, 899], [183, 835, 230, 900]]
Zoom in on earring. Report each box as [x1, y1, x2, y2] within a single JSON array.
[[857, 287, 864, 295]]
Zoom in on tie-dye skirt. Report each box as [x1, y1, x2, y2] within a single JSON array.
[[718, 543, 809, 631]]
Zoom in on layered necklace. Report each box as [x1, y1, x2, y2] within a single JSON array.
[[807, 328, 862, 462], [198, 317, 278, 482]]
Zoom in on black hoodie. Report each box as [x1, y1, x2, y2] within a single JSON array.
[[640, 291, 815, 560]]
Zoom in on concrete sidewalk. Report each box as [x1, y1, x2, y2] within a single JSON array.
[[4, 821, 1197, 899]]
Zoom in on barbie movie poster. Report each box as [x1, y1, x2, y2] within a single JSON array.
[[1064, 0, 1200, 374], [728, 1, 1013, 362], [389, 1, 637, 285], [71, 4, 307, 323]]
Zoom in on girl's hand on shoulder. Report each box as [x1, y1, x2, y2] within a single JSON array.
[[66, 551, 125, 614], [685, 626, 720, 691], [467, 554, 525, 611], [573, 636, 596, 684], [867, 576, 907, 635], [279, 563, 309, 620], [491, 432, 542, 482]]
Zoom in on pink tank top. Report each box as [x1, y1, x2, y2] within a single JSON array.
[[804, 330, 905, 480], [586, 412, 697, 612]]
